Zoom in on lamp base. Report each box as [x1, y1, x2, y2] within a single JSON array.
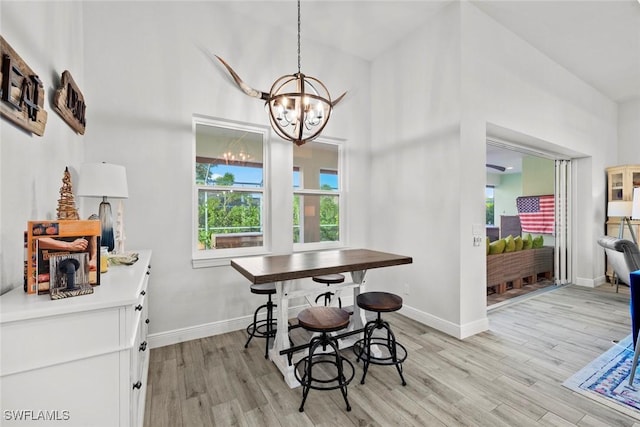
[[99, 199, 115, 252]]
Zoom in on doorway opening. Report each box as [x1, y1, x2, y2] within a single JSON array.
[[485, 136, 572, 307]]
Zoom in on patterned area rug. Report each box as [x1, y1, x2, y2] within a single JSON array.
[[563, 334, 640, 419]]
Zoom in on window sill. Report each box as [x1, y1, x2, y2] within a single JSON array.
[[191, 247, 271, 269]]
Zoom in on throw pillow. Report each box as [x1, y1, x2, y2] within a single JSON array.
[[504, 235, 516, 253], [489, 239, 506, 254], [532, 235, 544, 248], [514, 235, 523, 251]]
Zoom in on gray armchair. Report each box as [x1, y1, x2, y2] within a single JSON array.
[[597, 236, 640, 292]]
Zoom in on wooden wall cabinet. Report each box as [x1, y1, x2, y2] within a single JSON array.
[[605, 165, 640, 280], [0, 250, 152, 427], [607, 164, 640, 202]]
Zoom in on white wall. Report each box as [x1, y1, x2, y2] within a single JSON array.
[[1, 1, 85, 295], [0, 0, 631, 344], [370, 1, 618, 338], [79, 1, 371, 341], [370, 2, 465, 336], [618, 98, 640, 165], [461, 2, 617, 290]]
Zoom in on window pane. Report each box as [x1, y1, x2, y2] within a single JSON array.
[[293, 142, 338, 190], [198, 189, 263, 250], [293, 194, 339, 244], [194, 121, 265, 252], [320, 169, 338, 190], [195, 123, 263, 188], [486, 186, 495, 225]]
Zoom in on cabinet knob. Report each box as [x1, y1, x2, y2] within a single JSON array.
[[145, 318, 150, 324], [133, 381, 142, 390], [135, 304, 143, 311], [140, 290, 146, 296], [139, 341, 148, 352]]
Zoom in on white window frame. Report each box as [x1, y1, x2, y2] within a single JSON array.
[[293, 137, 345, 252], [191, 115, 271, 268]]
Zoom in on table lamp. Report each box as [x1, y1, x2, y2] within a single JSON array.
[[608, 200, 636, 244], [77, 163, 128, 252]]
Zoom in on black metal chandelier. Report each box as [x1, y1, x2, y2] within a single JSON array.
[[216, 0, 345, 146]]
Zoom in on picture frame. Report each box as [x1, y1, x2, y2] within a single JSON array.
[[25, 220, 101, 294]]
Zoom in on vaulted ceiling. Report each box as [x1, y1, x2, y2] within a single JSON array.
[[222, 0, 640, 103]]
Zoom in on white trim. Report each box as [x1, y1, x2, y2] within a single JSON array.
[[575, 275, 607, 288], [147, 305, 307, 349], [293, 136, 346, 250], [191, 115, 271, 263], [399, 304, 489, 340]]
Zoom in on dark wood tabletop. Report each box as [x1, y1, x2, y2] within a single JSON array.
[[230, 249, 412, 284]]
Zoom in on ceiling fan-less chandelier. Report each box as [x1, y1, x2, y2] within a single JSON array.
[[215, 0, 346, 146]]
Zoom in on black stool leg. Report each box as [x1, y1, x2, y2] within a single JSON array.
[[245, 302, 267, 348], [264, 295, 274, 359], [245, 295, 277, 360], [384, 321, 407, 386], [299, 336, 322, 412], [360, 318, 378, 384], [326, 335, 351, 411]]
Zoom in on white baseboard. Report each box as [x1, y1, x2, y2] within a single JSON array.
[[148, 299, 487, 348], [399, 304, 489, 340], [148, 305, 308, 349], [575, 275, 607, 288]]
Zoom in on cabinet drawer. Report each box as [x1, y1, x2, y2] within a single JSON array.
[[1, 308, 120, 376]]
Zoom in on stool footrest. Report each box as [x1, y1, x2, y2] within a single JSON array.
[[353, 338, 408, 365], [246, 319, 278, 338], [294, 356, 355, 391]]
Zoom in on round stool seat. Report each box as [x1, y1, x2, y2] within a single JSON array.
[[357, 291, 402, 313], [297, 306, 350, 332], [250, 283, 277, 295], [312, 274, 345, 284]]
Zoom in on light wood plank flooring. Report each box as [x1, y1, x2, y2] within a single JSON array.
[[144, 283, 640, 426]]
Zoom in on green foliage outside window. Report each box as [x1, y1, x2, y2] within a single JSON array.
[[198, 172, 261, 249], [293, 187, 339, 244], [486, 199, 494, 225]]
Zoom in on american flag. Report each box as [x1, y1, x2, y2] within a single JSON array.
[[516, 195, 555, 234]]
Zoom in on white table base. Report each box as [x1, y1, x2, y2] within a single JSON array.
[[269, 270, 368, 388]]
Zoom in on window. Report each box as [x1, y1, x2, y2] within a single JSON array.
[[486, 186, 495, 225], [293, 140, 342, 248], [193, 117, 268, 259]]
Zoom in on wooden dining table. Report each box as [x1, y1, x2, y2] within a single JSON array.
[[231, 248, 412, 388]]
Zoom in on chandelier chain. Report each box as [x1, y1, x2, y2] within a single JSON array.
[[297, 0, 301, 74]]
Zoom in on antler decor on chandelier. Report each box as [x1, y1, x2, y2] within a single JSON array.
[[215, 0, 346, 146]]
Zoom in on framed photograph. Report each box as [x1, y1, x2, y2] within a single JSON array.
[[25, 220, 101, 294]]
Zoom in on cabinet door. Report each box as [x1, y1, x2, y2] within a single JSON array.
[[609, 169, 625, 201], [629, 169, 640, 200]]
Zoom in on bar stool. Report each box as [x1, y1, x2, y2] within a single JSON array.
[[312, 273, 344, 307], [294, 306, 354, 412], [353, 291, 407, 386], [244, 283, 277, 359]]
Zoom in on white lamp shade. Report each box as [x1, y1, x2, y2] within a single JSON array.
[[633, 187, 640, 220], [608, 200, 633, 217], [77, 163, 129, 198]]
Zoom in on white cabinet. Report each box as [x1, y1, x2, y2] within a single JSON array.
[[0, 250, 152, 427]]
